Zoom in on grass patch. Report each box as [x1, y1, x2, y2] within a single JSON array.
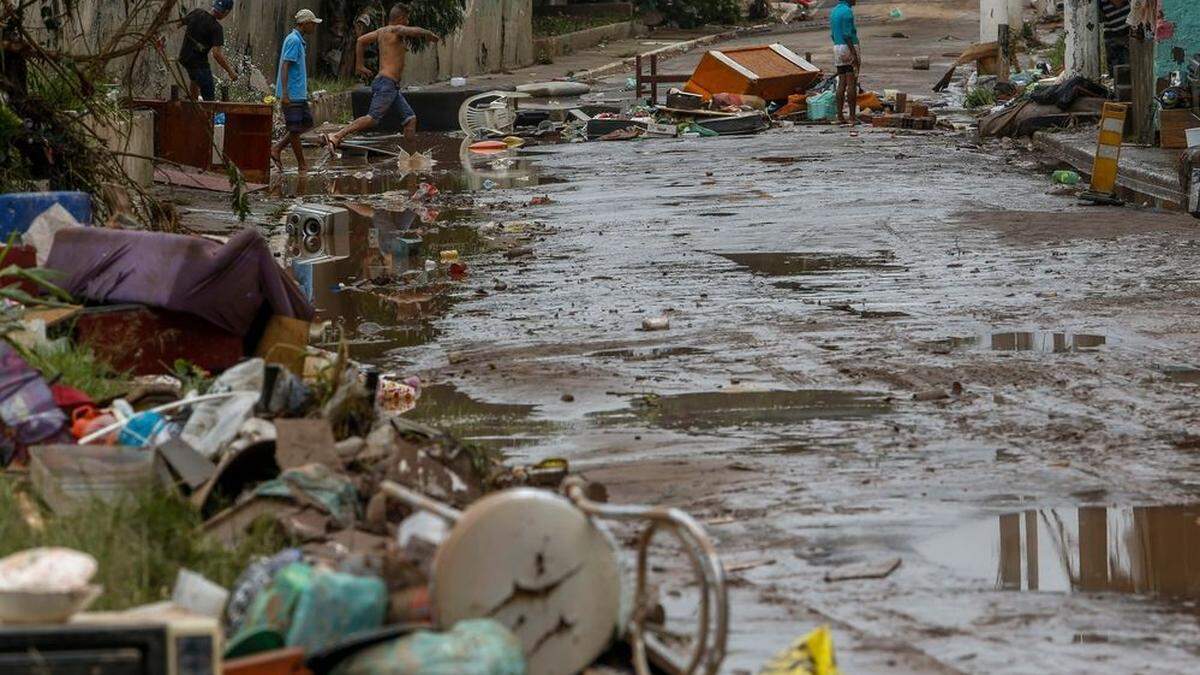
[[533, 14, 628, 38], [1049, 33, 1066, 73], [0, 480, 291, 611], [308, 76, 360, 94], [23, 340, 129, 401], [964, 86, 997, 109]]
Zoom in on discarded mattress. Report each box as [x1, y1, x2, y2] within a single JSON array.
[[46, 228, 315, 336], [684, 44, 821, 101], [979, 97, 1106, 138]]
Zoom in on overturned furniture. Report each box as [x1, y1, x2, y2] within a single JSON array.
[[128, 98, 273, 183], [684, 44, 821, 101], [382, 477, 728, 675]]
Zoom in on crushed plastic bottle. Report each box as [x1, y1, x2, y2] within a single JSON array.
[[1052, 170, 1081, 185]]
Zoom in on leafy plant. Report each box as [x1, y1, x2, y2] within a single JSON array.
[[1049, 33, 1066, 73], [23, 341, 130, 401], [405, 0, 467, 50], [638, 0, 741, 28], [172, 359, 214, 395], [964, 86, 997, 109]]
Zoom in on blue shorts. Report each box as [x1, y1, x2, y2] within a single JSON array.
[[367, 76, 416, 125], [185, 63, 215, 101], [283, 102, 314, 133]]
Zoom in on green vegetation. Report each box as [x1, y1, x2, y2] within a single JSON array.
[[308, 76, 360, 94], [964, 86, 997, 109], [0, 482, 290, 611], [638, 0, 741, 28], [533, 14, 629, 38], [1049, 33, 1067, 72], [23, 341, 129, 402], [172, 359, 215, 396]]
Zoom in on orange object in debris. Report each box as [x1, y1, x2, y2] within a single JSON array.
[[684, 43, 822, 101], [857, 92, 885, 112], [224, 647, 311, 675], [773, 93, 808, 119], [468, 140, 509, 153]]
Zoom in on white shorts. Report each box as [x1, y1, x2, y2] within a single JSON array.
[[834, 44, 856, 67]]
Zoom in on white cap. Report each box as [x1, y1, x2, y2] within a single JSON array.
[[295, 9, 322, 24]]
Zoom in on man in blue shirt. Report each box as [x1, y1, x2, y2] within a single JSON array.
[[830, 0, 861, 125], [272, 9, 322, 174]]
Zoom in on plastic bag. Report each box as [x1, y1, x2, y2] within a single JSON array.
[[181, 358, 264, 458], [332, 619, 526, 675], [806, 91, 837, 121], [760, 625, 840, 675]]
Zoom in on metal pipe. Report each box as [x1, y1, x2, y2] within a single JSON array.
[[380, 480, 464, 523], [564, 479, 728, 675]]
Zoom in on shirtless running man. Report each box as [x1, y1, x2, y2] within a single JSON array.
[[324, 3, 438, 148]]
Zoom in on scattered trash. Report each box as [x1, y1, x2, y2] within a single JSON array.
[[823, 557, 902, 582], [0, 547, 102, 624], [642, 316, 670, 331], [1052, 170, 1082, 185], [328, 619, 525, 675], [760, 625, 841, 675]]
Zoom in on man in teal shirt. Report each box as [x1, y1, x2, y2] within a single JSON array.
[[272, 9, 322, 174], [830, 0, 861, 125]]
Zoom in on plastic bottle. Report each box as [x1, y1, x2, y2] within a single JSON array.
[[1052, 170, 1081, 185]]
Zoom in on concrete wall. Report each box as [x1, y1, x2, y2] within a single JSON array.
[[404, 0, 534, 83], [1156, 0, 1200, 79], [980, 0, 1026, 42], [30, 0, 532, 95]]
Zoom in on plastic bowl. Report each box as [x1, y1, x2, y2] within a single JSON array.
[[0, 585, 103, 624]]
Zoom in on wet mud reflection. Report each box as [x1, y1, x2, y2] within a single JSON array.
[[920, 505, 1200, 600]]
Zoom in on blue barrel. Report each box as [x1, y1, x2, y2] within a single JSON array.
[[0, 192, 92, 239]]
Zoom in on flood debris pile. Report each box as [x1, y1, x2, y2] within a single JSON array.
[[0, 196, 729, 673], [543, 42, 945, 144]]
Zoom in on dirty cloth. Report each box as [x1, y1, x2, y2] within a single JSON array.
[[979, 97, 1106, 138], [0, 342, 69, 467], [1028, 77, 1110, 110], [46, 228, 314, 336], [331, 619, 526, 675], [254, 463, 359, 527]]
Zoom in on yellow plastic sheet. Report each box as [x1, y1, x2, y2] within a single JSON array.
[[759, 625, 840, 675]]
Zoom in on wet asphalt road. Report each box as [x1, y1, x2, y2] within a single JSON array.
[[395, 123, 1200, 673]]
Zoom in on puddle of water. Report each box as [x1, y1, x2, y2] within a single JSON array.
[[404, 383, 555, 453], [288, 205, 477, 362], [275, 133, 557, 197], [928, 332, 1108, 353], [589, 346, 711, 362], [592, 389, 890, 431], [918, 505, 1200, 600], [717, 251, 899, 277]]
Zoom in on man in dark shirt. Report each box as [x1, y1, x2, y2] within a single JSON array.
[[179, 0, 238, 101], [1099, 0, 1131, 79]]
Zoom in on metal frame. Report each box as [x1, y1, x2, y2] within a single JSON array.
[[635, 53, 691, 104], [381, 479, 729, 675]]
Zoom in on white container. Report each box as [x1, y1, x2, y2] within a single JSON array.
[[450, 76, 467, 87], [1186, 127, 1200, 149]]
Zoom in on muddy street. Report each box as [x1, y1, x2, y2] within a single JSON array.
[[9, 0, 1200, 672], [391, 122, 1200, 671]]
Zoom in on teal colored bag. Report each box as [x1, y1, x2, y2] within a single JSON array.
[[332, 619, 526, 675], [228, 562, 387, 657]]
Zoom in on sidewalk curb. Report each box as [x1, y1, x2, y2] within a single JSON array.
[[1032, 131, 1186, 206], [574, 17, 878, 82]]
